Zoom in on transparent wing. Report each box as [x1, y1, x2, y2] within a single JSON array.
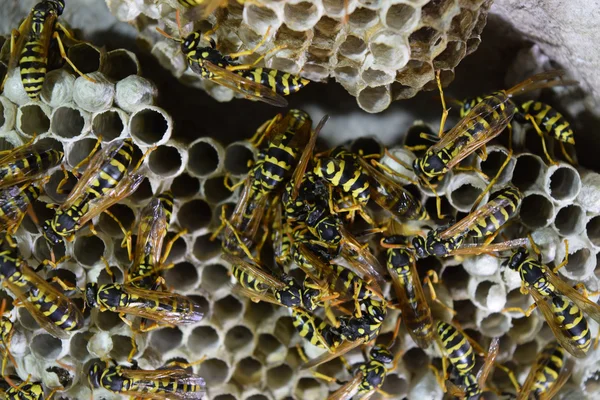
[[0, 148, 63, 188], [0, 184, 30, 230], [449, 237, 531, 256], [539, 358, 573, 400], [77, 173, 144, 227], [290, 115, 328, 199], [302, 339, 364, 370], [232, 283, 282, 306], [203, 61, 288, 107], [476, 337, 500, 389], [505, 70, 569, 97], [327, 373, 363, 400], [439, 190, 520, 240], [182, 0, 226, 20], [222, 254, 287, 290], [115, 285, 203, 325], [5, 262, 83, 339], [529, 290, 587, 358], [61, 140, 125, 210], [117, 368, 205, 400], [542, 268, 600, 325], [134, 197, 168, 268], [339, 226, 387, 290]]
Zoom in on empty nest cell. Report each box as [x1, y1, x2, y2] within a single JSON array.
[[97, 203, 135, 237], [129, 106, 171, 146], [163, 261, 199, 292], [201, 263, 230, 293], [92, 109, 127, 141], [50, 105, 87, 139], [213, 295, 244, 326], [148, 145, 183, 177], [233, 357, 263, 386], [357, 86, 391, 113], [31, 333, 63, 360], [519, 192, 554, 230], [150, 327, 184, 353], [161, 232, 187, 264], [203, 176, 232, 204], [225, 325, 254, 353], [283, 2, 321, 31], [189, 139, 223, 177], [198, 358, 229, 386], [73, 235, 106, 267], [177, 199, 212, 232], [101, 49, 140, 81], [171, 173, 200, 198], [17, 103, 50, 137], [545, 164, 582, 203], [553, 204, 585, 236], [189, 325, 220, 353], [68, 42, 102, 76], [193, 234, 222, 262]]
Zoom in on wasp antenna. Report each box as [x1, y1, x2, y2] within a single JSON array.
[[156, 27, 176, 41]]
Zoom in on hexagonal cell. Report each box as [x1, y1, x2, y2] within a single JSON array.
[[362, 68, 395, 87], [33, 234, 66, 263], [421, 0, 458, 26], [449, 8, 477, 38], [129, 177, 153, 203], [587, 216, 600, 247], [110, 334, 136, 361], [203, 176, 232, 204], [68, 42, 102, 74], [74, 235, 106, 267], [32, 333, 62, 359], [274, 24, 311, 50], [370, 31, 409, 68], [339, 35, 367, 60], [224, 142, 255, 177], [266, 364, 293, 389], [171, 173, 200, 199], [408, 26, 442, 59], [273, 316, 296, 346], [193, 234, 222, 262], [213, 295, 243, 326], [188, 325, 219, 353], [294, 377, 327, 399], [441, 264, 469, 299], [512, 154, 544, 191], [479, 312, 510, 337], [98, 203, 135, 238], [18, 104, 50, 136], [381, 373, 408, 397], [102, 49, 139, 81], [433, 40, 466, 69], [233, 356, 263, 386], [245, 4, 279, 33], [51, 106, 86, 139], [348, 7, 379, 30], [177, 199, 211, 232], [148, 145, 182, 177], [163, 261, 199, 292], [188, 295, 211, 317], [255, 333, 284, 364], [150, 327, 183, 353], [129, 107, 170, 146], [70, 331, 91, 361], [201, 263, 230, 293], [453, 299, 476, 326], [519, 193, 554, 230], [314, 15, 343, 36], [243, 301, 275, 329], [225, 325, 254, 353], [547, 166, 581, 202], [67, 137, 98, 169], [198, 358, 229, 385], [384, 2, 417, 31], [357, 86, 391, 113], [554, 204, 585, 236], [283, 2, 320, 31]]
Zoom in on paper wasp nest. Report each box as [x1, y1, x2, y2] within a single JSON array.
[[104, 0, 492, 113]]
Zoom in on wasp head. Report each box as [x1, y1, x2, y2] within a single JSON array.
[[412, 236, 428, 259], [370, 345, 393, 364], [301, 287, 321, 312], [181, 32, 201, 55], [42, 221, 63, 247], [85, 283, 99, 308], [87, 361, 104, 389], [506, 247, 528, 271]]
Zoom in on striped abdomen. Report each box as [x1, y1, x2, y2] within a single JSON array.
[[0, 183, 41, 231], [232, 264, 267, 292], [437, 321, 475, 375], [468, 186, 522, 238], [28, 281, 82, 331], [329, 264, 373, 302], [551, 295, 591, 354], [519, 101, 575, 144], [292, 309, 339, 349], [86, 140, 134, 199], [238, 68, 309, 96], [0, 149, 63, 187], [314, 157, 370, 205], [532, 342, 566, 397], [50, 197, 90, 238], [178, 0, 204, 5], [19, 36, 50, 99]]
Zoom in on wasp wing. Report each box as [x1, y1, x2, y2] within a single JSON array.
[[223, 254, 287, 290], [5, 15, 35, 72], [133, 196, 169, 268], [290, 115, 328, 200], [544, 267, 600, 325], [117, 367, 205, 400], [327, 372, 363, 400], [476, 337, 499, 389], [302, 339, 364, 370], [449, 237, 531, 256], [0, 184, 33, 231], [202, 61, 288, 107]]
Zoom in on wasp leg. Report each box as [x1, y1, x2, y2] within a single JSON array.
[[102, 209, 130, 241], [453, 165, 490, 181], [163, 355, 207, 369], [435, 70, 449, 139], [495, 363, 520, 393], [226, 27, 272, 61], [429, 362, 448, 393], [423, 270, 456, 315], [159, 229, 188, 266], [53, 25, 96, 83], [222, 215, 257, 262], [69, 136, 102, 177], [471, 149, 514, 211], [553, 239, 569, 274], [503, 303, 537, 317], [132, 146, 156, 174], [404, 144, 430, 152], [42, 255, 71, 270], [4, 373, 30, 392], [209, 205, 228, 242], [559, 142, 577, 165], [49, 276, 79, 293], [224, 174, 245, 192], [55, 165, 72, 195], [524, 114, 557, 165]]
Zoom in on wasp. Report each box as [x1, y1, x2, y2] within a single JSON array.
[[0, 376, 46, 400], [42, 138, 145, 247], [516, 341, 572, 400], [0, 181, 44, 237], [455, 94, 576, 165], [156, 13, 309, 107], [381, 235, 434, 348], [504, 245, 600, 358], [392, 70, 569, 192], [124, 191, 184, 290], [0, 140, 63, 189], [412, 186, 523, 258], [2, 0, 94, 99], [292, 308, 342, 352], [435, 321, 501, 399], [88, 359, 205, 399], [0, 238, 83, 339]]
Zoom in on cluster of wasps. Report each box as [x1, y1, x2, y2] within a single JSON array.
[[214, 69, 597, 400]]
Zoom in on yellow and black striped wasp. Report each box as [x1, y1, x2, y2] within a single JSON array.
[[503, 245, 600, 358], [0, 140, 63, 189], [0, 238, 83, 339], [434, 320, 502, 399], [516, 341, 572, 400], [0, 376, 47, 400], [2, 0, 94, 99], [0, 180, 46, 237], [292, 308, 342, 353], [412, 186, 523, 259], [454, 93, 576, 165], [156, 12, 309, 107], [0, 299, 20, 392], [124, 190, 185, 290], [88, 358, 205, 399], [313, 318, 402, 400], [41, 138, 146, 248]]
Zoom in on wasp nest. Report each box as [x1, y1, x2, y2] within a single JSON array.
[[104, 0, 492, 113]]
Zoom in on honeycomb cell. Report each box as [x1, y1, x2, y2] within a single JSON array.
[[101, 49, 140, 81], [322, 0, 345, 16], [50, 105, 87, 139], [148, 145, 183, 177], [449, 8, 476, 38], [294, 377, 327, 399], [349, 7, 379, 30], [91, 109, 127, 141], [512, 154, 545, 191], [302, 63, 330, 81], [73, 73, 115, 113], [508, 313, 542, 345], [66, 137, 98, 168], [201, 263, 230, 293], [177, 199, 212, 232], [199, 358, 229, 385], [161, 232, 187, 264], [70, 332, 91, 361], [203, 176, 233, 204], [151, 327, 184, 353], [362, 68, 395, 87], [225, 325, 254, 353], [163, 261, 199, 292], [255, 333, 285, 364], [33, 233, 65, 263], [370, 31, 409, 68], [479, 146, 515, 187], [17, 103, 50, 137], [129, 177, 153, 203], [32, 334, 63, 359], [283, 2, 321, 31], [384, 2, 417, 31], [95, 310, 124, 331], [171, 173, 200, 199], [68, 42, 102, 75], [357, 86, 391, 113], [244, 4, 279, 34], [74, 235, 106, 267], [587, 216, 600, 247], [479, 312, 510, 337], [433, 40, 466, 69], [266, 364, 293, 389], [213, 295, 243, 326], [273, 316, 296, 346], [381, 374, 408, 397], [519, 192, 554, 230], [553, 204, 585, 236], [40, 69, 75, 107], [339, 35, 368, 61], [513, 340, 539, 365], [447, 173, 488, 212], [193, 234, 222, 262], [224, 141, 255, 177], [233, 357, 263, 386], [110, 334, 136, 361], [129, 106, 171, 146], [392, 82, 420, 100], [18, 307, 39, 331], [421, 0, 459, 28], [545, 164, 581, 203], [189, 325, 220, 352]]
